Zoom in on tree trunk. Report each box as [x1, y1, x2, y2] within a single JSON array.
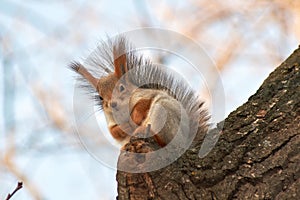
[[116, 46, 300, 200]]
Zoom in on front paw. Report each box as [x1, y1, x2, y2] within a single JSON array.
[[109, 123, 133, 140], [133, 124, 154, 138]]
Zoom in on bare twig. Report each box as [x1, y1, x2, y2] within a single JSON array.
[[5, 182, 23, 200]]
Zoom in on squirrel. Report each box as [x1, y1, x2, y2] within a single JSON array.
[[70, 37, 208, 148]]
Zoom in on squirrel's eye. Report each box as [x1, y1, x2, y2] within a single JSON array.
[[99, 96, 103, 101], [119, 85, 125, 92]]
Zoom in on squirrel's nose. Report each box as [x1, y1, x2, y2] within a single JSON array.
[[111, 102, 117, 108]]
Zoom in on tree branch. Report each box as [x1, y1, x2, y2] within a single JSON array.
[[5, 182, 23, 200]]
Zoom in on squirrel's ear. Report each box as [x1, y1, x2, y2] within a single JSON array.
[[113, 53, 127, 78], [69, 62, 98, 89], [113, 38, 128, 78]]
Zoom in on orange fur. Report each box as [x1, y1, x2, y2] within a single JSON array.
[[113, 53, 127, 78], [154, 135, 166, 147], [109, 125, 128, 140], [131, 99, 152, 125]]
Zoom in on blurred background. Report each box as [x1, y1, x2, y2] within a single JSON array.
[[0, 0, 299, 199]]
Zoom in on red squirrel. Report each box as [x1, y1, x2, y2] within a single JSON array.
[[70, 37, 208, 148]]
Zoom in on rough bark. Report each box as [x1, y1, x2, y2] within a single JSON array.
[[116, 46, 300, 200]]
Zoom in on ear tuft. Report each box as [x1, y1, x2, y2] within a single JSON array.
[[69, 61, 82, 72], [69, 61, 99, 89]]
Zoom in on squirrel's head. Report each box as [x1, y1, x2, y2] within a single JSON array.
[[96, 59, 134, 113], [70, 39, 134, 126]]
